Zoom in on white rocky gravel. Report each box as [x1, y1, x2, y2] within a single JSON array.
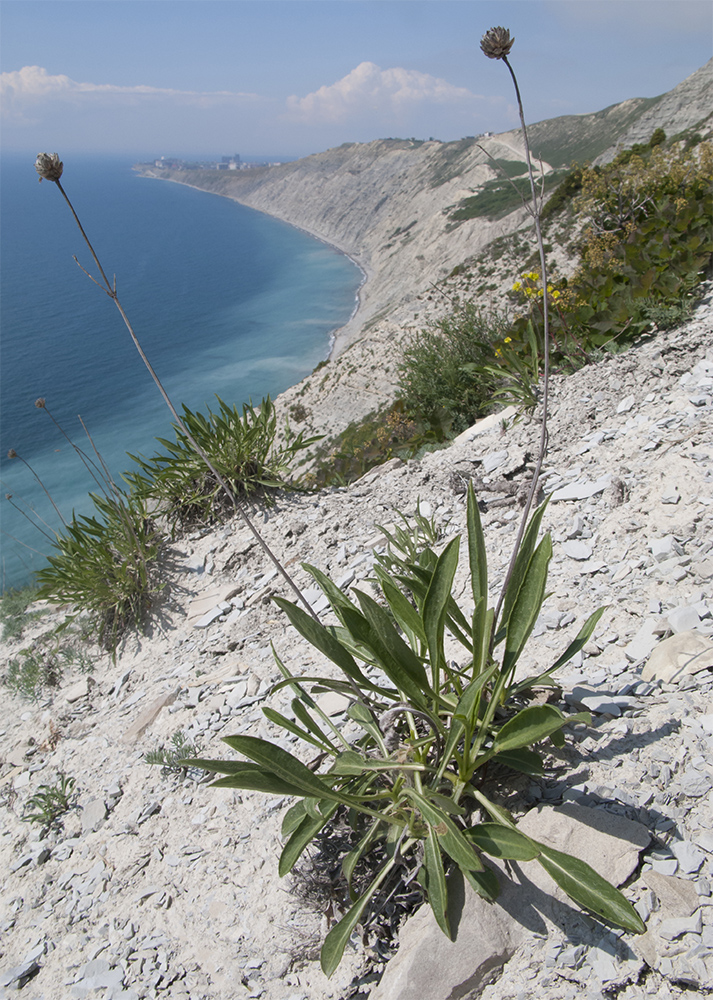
[[1, 289, 713, 1000]]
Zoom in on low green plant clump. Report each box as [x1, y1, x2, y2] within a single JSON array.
[[145, 730, 203, 777], [5, 632, 91, 700], [34, 489, 161, 651], [23, 772, 76, 830], [128, 395, 315, 530], [184, 487, 644, 975], [0, 586, 43, 641], [398, 304, 509, 433]]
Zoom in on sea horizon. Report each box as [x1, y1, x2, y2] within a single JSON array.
[[0, 154, 362, 591]]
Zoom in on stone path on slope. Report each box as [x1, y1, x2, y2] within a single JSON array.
[[1, 289, 712, 1000]]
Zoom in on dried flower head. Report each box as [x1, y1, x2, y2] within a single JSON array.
[[35, 398, 46, 409], [7, 449, 17, 459], [35, 153, 63, 183], [480, 26, 514, 60]]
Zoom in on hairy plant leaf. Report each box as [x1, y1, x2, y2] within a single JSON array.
[[467, 483, 488, 609], [424, 825, 451, 938], [491, 704, 568, 754], [463, 865, 500, 902], [423, 536, 460, 681], [261, 706, 332, 753], [405, 789, 484, 872], [279, 800, 339, 877], [467, 823, 540, 860], [273, 596, 371, 688], [221, 735, 345, 801], [498, 499, 549, 640], [548, 606, 608, 673], [536, 844, 646, 933], [501, 534, 552, 678], [492, 747, 544, 775], [353, 590, 431, 706], [321, 861, 396, 977]]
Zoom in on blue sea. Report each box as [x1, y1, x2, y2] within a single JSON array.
[[0, 155, 362, 591]]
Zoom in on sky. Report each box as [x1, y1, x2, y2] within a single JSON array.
[[1, 0, 711, 161]]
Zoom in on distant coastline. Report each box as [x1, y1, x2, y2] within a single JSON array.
[[136, 166, 369, 358]]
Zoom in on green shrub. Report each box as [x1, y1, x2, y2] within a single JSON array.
[[35, 490, 160, 651], [128, 395, 314, 530], [184, 487, 644, 975], [398, 305, 508, 432]]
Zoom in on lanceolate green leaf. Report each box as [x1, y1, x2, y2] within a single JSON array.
[[498, 498, 549, 640], [467, 483, 488, 610], [261, 706, 334, 754], [353, 590, 431, 706], [321, 858, 398, 977], [279, 800, 339, 877], [489, 704, 568, 755], [536, 844, 646, 934], [423, 537, 460, 686], [273, 596, 372, 689], [423, 825, 451, 939], [379, 573, 427, 647], [548, 606, 608, 673], [405, 789, 484, 872], [221, 735, 343, 801], [463, 866, 500, 902], [493, 747, 544, 776], [467, 823, 540, 861], [501, 534, 552, 678]]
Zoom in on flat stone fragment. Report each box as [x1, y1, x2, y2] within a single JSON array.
[[650, 535, 685, 562], [678, 771, 713, 797], [562, 540, 593, 561], [624, 619, 661, 663], [64, 678, 89, 703], [121, 688, 180, 743], [668, 605, 703, 633], [0, 957, 41, 989], [641, 630, 713, 683], [186, 586, 239, 625], [549, 475, 611, 502], [482, 450, 508, 474], [643, 872, 703, 917], [671, 839, 706, 874], [658, 910, 703, 940], [81, 797, 108, 835], [617, 394, 636, 414]]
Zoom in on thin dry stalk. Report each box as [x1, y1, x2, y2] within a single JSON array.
[[480, 29, 552, 631], [36, 158, 317, 621]]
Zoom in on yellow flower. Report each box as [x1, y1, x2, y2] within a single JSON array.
[[512, 281, 522, 292], [504, 337, 512, 343]]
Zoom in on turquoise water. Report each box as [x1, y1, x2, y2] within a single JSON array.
[[0, 156, 362, 589]]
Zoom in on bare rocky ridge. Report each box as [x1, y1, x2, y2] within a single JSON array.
[[1, 289, 712, 1000]]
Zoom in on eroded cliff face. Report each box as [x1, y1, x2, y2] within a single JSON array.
[[139, 134, 535, 353], [134, 58, 713, 451]]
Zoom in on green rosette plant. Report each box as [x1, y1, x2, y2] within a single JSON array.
[[184, 484, 644, 975]]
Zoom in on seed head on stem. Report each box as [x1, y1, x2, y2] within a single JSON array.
[[35, 153, 64, 183], [480, 26, 515, 60]]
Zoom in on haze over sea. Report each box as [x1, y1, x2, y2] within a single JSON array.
[[0, 155, 362, 591]]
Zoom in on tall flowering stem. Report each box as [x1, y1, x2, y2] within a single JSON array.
[[35, 153, 318, 621], [479, 29, 552, 631]]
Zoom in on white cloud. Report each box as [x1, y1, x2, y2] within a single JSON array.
[[286, 62, 478, 124], [0, 66, 261, 122]]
